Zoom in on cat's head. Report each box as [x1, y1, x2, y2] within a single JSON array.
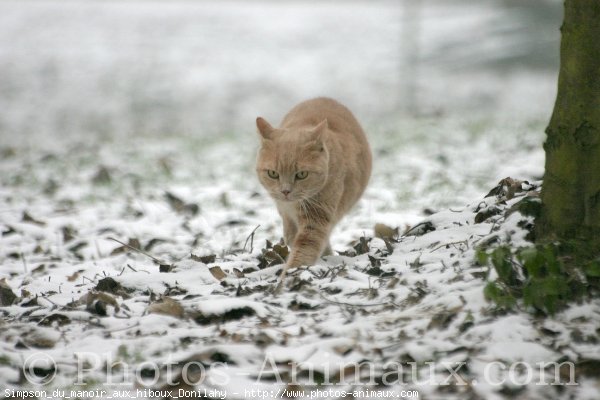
[[255, 117, 329, 202]]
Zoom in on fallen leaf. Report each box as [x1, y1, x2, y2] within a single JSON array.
[[2, 226, 16, 236], [22, 328, 58, 349], [475, 205, 502, 223], [38, 313, 71, 327], [92, 166, 111, 184], [0, 279, 17, 306], [110, 238, 141, 255], [209, 266, 227, 281], [160, 264, 174, 273], [79, 291, 120, 315], [353, 236, 370, 255], [374, 223, 398, 240], [68, 241, 87, 253], [21, 296, 39, 307], [67, 271, 80, 282], [257, 239, 288, 268], [165, 192, 199, 215], [61, 226, 76, 242], [427, 309, 460, 330], [22, 211, 46, 226], [148, 297, 185, 319], [144, 238, 166, 251], [44, 179, 59, 195], [333, 343, 354, 356], [233, 268, 244, 278], [191, 253, 216, 264], [253, 331, 274, 347], [31, 264, 45, 274], [273, 241, 289, 260], [192, 307, 255, 325], [95, 277, 131, 297], [387, 276, 400, 289], [404, 221, 436, 236], [367, 255, 382, 269]]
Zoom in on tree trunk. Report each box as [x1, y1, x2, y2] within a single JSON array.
[[538, 0, 600, 251]]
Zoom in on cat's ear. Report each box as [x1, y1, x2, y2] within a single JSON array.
[[256, 117, 276, 140], [307, 119, 328, 151], [313, 119, 328, 137]]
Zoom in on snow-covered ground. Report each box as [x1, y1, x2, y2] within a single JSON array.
[[2, 1, 599, 399], [2, 134, 599, 399]]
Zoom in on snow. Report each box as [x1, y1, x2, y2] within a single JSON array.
[[192, 297, 271, 318], [482, 342, 558, 364], [1, 0, 598, 399]]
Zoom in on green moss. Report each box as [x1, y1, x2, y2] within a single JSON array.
[[478, 243, 599, 315]]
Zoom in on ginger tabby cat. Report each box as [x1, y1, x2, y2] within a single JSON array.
[[255, 97, 372, 283]]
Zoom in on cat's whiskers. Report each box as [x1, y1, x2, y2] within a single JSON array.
[[301, 196, 333, 224], [299, 200, 309, 221]]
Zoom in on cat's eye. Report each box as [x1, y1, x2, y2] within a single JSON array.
[[295, 171, 308, 180], [267, 170, 279, 179]]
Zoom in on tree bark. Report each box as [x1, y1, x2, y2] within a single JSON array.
[[538, 0, 600, 250]]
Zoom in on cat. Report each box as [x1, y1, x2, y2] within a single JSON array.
[[255, 97, 372, 282]]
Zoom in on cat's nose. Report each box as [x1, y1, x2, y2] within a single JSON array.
[[281, 189, 291, 197]]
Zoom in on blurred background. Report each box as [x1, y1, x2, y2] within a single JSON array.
[[0, 0, 562, 145], [0, 0, 564, 223]]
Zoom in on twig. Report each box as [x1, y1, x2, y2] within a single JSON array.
[[319, 267, 332, 279], [243, 225, 260, 253], [118, 265, 148, 276], [21, 253, 27, 273], [107, 237, 164, 264], [318, 293, 388, 307], [94, 239, 103, 259], [105, 321, 140, 332], [489, 217, 502, 234], [307, 267, 325, 279], [430, 240, 468, 252], [330, 264, 346, 283], [40, 294, 74, 309]]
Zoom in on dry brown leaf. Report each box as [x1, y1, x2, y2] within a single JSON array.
[[0, 278, 17, 306], [333, 343, 353, 356], [273, 242, 289, 260], [374, 223, 398, 239], [233, 268, 245, 278], [191, 253, 216, 264], [209, 266, 227, 281], [148, 297, 185, 319], [80, 291, 120, 315], [22, 211, 46, 226], [67, 271, 80, 282], [23, 329, 58, 349]]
